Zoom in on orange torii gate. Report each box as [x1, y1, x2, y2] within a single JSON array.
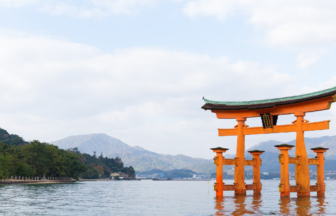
[[202, 86, 336, 197]]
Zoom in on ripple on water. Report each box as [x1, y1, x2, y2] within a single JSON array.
[[0, 179, 335, 215]]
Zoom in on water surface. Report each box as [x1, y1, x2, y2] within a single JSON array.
[[0, 179, 334, 215]]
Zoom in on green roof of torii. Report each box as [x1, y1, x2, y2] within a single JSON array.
[[203, 86, 336, 106], [202, 86, 336, 110]]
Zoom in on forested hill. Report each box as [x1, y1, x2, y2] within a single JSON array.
[[0, 128, 28, 146], [0, 128, 135, 180], [76, 149, 135, 179]]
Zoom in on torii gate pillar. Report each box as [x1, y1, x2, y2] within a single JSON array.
[[312, 147, 329, 197], [235, 117, 247, 195], [211, 147, 228, 197], [295, 112, 310, 196]]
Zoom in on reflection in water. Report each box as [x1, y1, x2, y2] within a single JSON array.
[[0, 180, 333, 215], [232, 196, 247, 216], [278, 197, 291, 215], [278, 196, 326, 216], [316, 196, 326, 215], [214, 197, 224, 216], [295, 197, 311, 216], [215, 194, 327, 215], [214, 195, 262, 215], [252, 194, 262, 213]]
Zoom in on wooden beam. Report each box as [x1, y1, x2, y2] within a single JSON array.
[[222, 184, 256, 191], [223, 184, 236, 191], [218, 120, 330, 136], [246, 184, 256, 190], [218, 128, 238, 136], [221, 159, 257, 166], [222, 184, 257, 191], [308, 158, 319, 165], [244, 160, 254, 166], [244, 124, 296, 135], [310, 185, 318, 192], [290, 185, 298, 192], [303, 120, 329, 131], [223, 159, 236, 165], [289, 157, 299, 164], [290, 185, 318, 192]]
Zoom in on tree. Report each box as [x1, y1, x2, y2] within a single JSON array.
[[16, 163, 32, 177], [22, 140, 49, 177], [97, 164, 104, 175], [0, 154, 10, 179], [45, 145, 66, 177], [64, 152, 87, 180]]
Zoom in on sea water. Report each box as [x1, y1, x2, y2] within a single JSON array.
[[0, 179, 334, 215]]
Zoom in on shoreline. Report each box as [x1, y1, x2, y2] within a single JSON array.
[[79, 179, 110, 181], [0, 180, 76, 185], [79, 179, 140, 181]]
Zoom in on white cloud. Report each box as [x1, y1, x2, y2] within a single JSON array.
[[319, 76, 336, 90], [0, 31, 305, 158], [0, 0, 158, 17], [183, 0, 336, 50], [0, 0, 39, 7], [297, 48, 328, 69], [184, 0, 236, 20]]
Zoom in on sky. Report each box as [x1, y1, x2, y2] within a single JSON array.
[[0, 0, 336, 159]]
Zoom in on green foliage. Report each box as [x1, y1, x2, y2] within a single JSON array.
[[22, 140, 49, 177], [79, 153, 135, 179], [81, 164, 100, 179], [0, 128, 28, 147], [16, 163, 32, 177], [0, 128, 134, 180], [0, 139, 88, 180], [0, 154, 10, 179]]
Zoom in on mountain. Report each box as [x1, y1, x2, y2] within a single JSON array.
[[51, 133, 336, 174], [248, 136, 336, 159], [51, 134, 217, 173], [246, 136, 336, 172]]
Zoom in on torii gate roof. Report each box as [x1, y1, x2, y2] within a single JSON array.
[[202, 86, 336, 111]]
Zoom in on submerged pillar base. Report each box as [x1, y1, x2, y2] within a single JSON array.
[[253, 190, 261, 196], [298, 192, 311, 197], [234, 190, 246, 196], [317, 191, 325, 197], [281, 191, 290, 198]]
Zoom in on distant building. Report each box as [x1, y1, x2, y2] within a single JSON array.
[[263, 172, 269, 175], [110, 172, 129, 180]]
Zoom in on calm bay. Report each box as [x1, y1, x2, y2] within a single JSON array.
[[0, 179, 334, 215]]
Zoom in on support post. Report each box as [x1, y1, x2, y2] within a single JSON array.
[[311, 147, 329, 197], [235, 117, 247, 195], [211, 147, 229, 197], [275, 144, 294, 198], [294, 112, 310, 197], [248, 150, 264, 195]]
